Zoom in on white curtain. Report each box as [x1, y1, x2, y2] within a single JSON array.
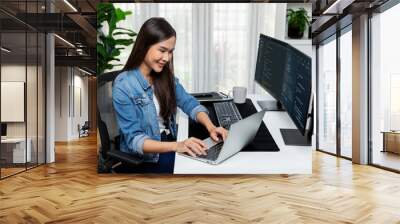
[[112, 3, 278, 94]]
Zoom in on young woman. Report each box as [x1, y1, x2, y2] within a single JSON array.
[[112, 17, 228, 173]]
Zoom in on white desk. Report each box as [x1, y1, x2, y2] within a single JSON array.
[[174, 94, 312, 174], [1, 138, 31, 163]]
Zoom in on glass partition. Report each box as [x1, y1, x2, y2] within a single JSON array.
[[0, 0, 46, 179], [1, 29, 28, 178]]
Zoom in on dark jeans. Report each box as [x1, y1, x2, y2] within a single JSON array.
[[115, 131, 176, 174]]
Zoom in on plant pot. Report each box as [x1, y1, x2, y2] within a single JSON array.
[[288, 24, 304, 39]]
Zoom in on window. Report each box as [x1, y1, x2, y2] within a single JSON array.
[[317, 26, 353, 159], [317, 37, 337, 155], [339, 28, 352, 158], [212, 4, 251, 92], [112, 3, 278, 93], [370, 3, 400, 171]]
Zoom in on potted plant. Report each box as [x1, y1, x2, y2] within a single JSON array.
[[97, 3, 136, 76], [286, 8, 310, 39]]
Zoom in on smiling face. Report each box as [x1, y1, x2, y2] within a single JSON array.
[[142, 36, 176, 74]]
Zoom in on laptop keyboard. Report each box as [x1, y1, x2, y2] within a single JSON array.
[[213, 101, 242, 129], [197, 142, 224, 161]]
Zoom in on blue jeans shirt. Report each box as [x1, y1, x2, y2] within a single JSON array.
[[112, 68, 208, 163]]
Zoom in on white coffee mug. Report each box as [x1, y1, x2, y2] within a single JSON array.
[[231, 86, 247, 104]]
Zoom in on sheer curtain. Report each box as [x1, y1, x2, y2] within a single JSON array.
[[112, 3, 277, 93]]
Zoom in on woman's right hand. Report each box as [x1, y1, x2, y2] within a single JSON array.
[[174, 137, 207, 157]]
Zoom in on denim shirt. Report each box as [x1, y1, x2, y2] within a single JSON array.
[[112, 68, 208, 163]]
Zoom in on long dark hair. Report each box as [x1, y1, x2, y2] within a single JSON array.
[[124, 17, 177, 121]]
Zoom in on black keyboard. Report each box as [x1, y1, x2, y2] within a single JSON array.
[[213, 101, 242, 129], [198, 142, 224, 161]]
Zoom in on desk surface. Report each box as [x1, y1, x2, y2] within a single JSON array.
[[174, 94, 312, 174], [1, 138, 27, 143]]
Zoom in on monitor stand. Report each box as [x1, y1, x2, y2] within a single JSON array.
[[280, 129, 311, 146], [257, 100, 285, 111]]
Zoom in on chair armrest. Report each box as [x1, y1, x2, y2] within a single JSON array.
[[107, 150, 143, 165]]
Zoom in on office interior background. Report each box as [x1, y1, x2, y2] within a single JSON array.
[[0, 0, 400, 222], [0, 0, 97, 179]]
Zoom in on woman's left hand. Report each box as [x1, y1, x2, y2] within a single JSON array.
[[209, 126, 228, 142]]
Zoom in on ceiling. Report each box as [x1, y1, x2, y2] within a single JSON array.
[[0, 0, 98, 74], [311, 0, 391, 44]]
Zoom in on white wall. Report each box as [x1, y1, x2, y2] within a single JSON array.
[[72, 72, 89, 138], [55, 66, 68, 141], [54, 67, 89, 141], [1, 63, 46, 164], [1, 65, 26, 130], [1, 65, 26, 141], [1, 65, 39, 138]]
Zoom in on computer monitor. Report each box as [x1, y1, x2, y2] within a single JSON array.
[[1, 123, 7, 138], [254, 34, 312, 145], [254, 34, 288, 111]]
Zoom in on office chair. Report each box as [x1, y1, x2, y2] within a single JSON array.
[[97, 70, 143, 173]]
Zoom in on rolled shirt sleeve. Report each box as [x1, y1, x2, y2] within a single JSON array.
[[189, 104, 209, 122], [130, 133, 150, 155]]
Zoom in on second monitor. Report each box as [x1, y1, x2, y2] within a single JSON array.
[[254, 34, 312, 145]]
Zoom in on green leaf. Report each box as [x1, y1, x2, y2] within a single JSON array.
[[114, 39, 134, 46], [97, 3, 114, 12], [105, 64, 113, 70], [97, 44, 107, 57], [110, 48, 121, 57], [114, 8, 128, 23], [97, 4, 136, 76]]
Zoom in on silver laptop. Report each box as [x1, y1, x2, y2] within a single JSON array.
[[180, 110, 266, 165]]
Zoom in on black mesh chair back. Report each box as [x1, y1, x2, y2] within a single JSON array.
[[82, 121, 90, 130], [97, 71, 121, 142], [97, 70, 142, 172]]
